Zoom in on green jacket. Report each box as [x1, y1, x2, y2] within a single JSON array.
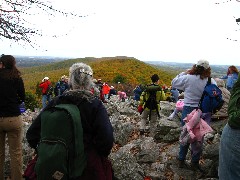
[[228, 73, 240, 128], [139, 84, 166, 111]]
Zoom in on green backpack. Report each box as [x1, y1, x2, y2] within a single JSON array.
[[228, 74, 240, 128], [35, 104, 87, 180]]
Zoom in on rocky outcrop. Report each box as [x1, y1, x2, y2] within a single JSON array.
[[4, 95, 226, 179]]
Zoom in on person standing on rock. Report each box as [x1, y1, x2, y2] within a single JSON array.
[[138, 74, 166, 136], [219, 73, 240, 180], [0, 55, 25, 180], [26, 62, 114, 179], [171, 60, 216, 171]]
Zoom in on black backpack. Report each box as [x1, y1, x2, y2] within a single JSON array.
[[46, 84, 53, 96], [35, 104, 87, 179], [143, 85, 162, 120]]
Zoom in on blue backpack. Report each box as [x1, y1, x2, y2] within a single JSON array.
[[199, 77, 224, 113]]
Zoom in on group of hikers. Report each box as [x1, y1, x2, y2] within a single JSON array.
[[0, 54, 240, 180], [39, 75, 128, 108], [135, 60, 239, 178]]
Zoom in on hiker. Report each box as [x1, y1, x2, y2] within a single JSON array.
[[95, 79, 106, 102], [102, 82, 111, 100], [133, 84, 144, 101], [109, 86, 117, 98], [0, 55, 25, 180], [167, 95, 184, 121], [219, 73, 240, 180], [26, 62, 114, 179], [118, 91, 127, 102], [220, 65, 239, 92], [171, 60, 216, 171], [170, 87, 179, 103], [39, 76, 52, 109], [54, 75, 69, 96], [211, 78, 231, 120], [138, 74, 166, 136]]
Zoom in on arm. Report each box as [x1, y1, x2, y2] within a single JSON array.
[[171, 72, 188, 91], [17, 78, 25, 103], [93, 103, 114, 157], [26, 114, 42, 150], [220, 75, 228, 79]]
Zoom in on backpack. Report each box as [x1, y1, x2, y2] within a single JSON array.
[[35, 104, 87, 180], [199, 77, 224, 114], [54, 82, 67, 96], [46, 84, 53, 96], [227, 74, 240, 127], [143, 85, 162, 120]]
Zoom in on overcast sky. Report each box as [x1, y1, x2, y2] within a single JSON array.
[[1, 0, 240, 65]]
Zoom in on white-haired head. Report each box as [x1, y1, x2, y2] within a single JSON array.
[[69, 62, 93, 90]]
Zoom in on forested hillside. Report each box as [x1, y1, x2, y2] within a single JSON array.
[[20, 57, 176, 94]]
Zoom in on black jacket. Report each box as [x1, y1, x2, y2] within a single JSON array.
[[0, 69, 25, 117], [26, 91, 114, 157]]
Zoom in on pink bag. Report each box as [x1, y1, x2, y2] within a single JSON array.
[[176, 99, 184, 111]]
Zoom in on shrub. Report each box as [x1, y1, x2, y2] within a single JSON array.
[[113, 74, 126, 84], [25, 92, 40, 111]]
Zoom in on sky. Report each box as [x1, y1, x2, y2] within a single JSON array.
[[1, 0, 240, 65]]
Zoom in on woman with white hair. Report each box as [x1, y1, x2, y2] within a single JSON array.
[[27, 62, 114, 179]]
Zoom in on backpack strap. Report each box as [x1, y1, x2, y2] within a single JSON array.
[[198, 77, 211, 109]]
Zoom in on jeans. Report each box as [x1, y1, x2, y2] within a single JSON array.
[[180, 106, 197, 126], [179, 106, 203, 163], [0, 116, 23, 180], [42, 94, 51, 109], [219, 124, 240, 179]]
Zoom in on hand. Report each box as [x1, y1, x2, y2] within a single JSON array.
[[138, 105, 143, 114]]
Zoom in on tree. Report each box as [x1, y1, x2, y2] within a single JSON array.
[[0, 0, 84, 46]]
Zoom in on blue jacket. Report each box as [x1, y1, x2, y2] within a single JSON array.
[[221, 72, 238, 90], [133, 86, 143, 101]]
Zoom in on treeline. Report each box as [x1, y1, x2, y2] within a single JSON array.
[[19, 57, 177, 108]]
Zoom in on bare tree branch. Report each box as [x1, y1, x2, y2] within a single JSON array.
[[0, 0, 85, 47]]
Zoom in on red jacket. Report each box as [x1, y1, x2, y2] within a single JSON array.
[[102, 84, 110, 95], [39, 80, 51, 95]]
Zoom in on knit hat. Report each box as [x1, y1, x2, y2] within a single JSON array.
[[69, 62, 93, 90], [196, 60, 210, 70]]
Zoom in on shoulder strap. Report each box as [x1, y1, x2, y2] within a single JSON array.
[[198, 77, 211, 108], [207, 77, 211, 85]]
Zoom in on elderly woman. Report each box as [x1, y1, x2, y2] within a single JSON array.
[[27, 62, 114, 180], [211, 78, 231, 120]]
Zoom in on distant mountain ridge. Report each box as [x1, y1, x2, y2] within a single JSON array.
[[18, 56, 234, 94], [20, 57, 175, 94]]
